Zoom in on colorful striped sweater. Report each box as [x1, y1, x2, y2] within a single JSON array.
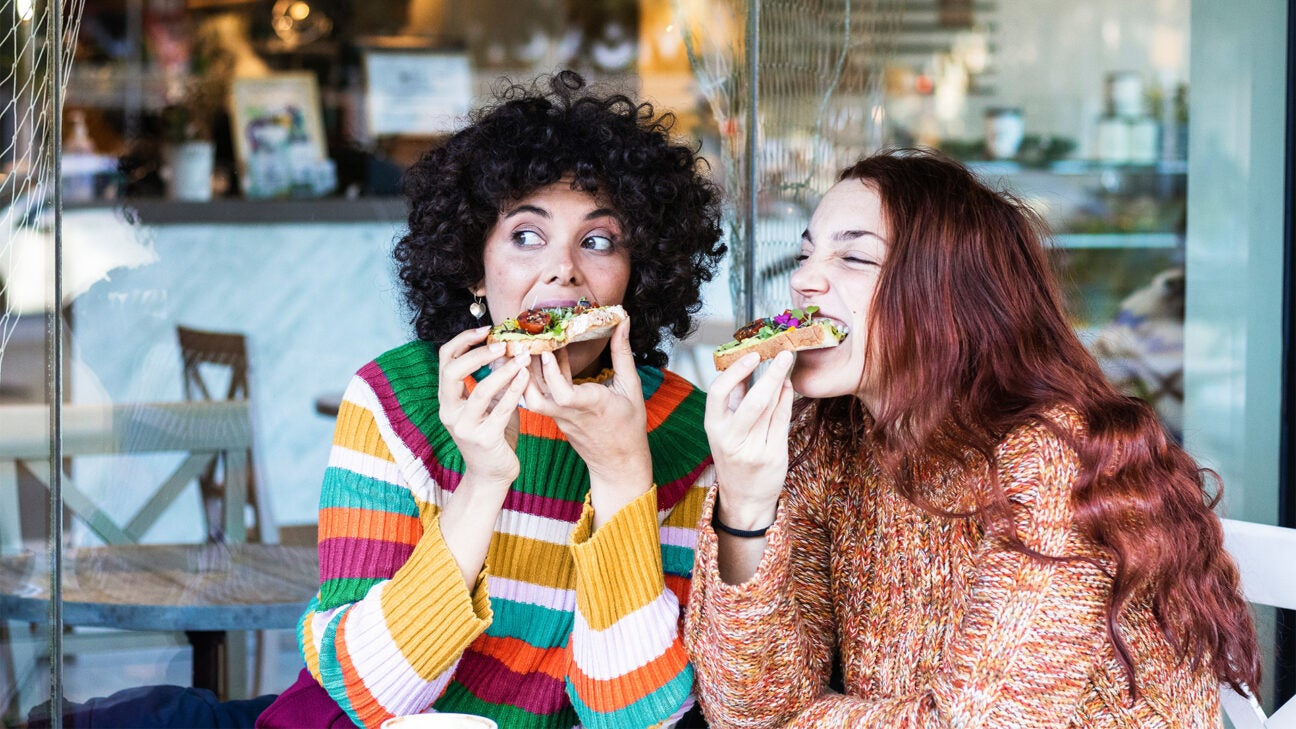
[[299, 341, 713, 728], [685, 409, 1222, 727]]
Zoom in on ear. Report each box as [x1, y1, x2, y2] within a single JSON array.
[[469, 282, 485, 297]]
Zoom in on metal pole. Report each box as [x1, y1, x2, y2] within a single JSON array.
[[48, 0, 66, 721], [743, 0, 759, 325]]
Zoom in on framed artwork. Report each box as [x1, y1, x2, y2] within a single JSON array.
[[229, 72, 332, 198], [362, 47, 472, 137]]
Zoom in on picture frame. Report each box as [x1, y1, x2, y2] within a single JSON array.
[[361, 45, 473, 137], [228, 72, 332, 198]]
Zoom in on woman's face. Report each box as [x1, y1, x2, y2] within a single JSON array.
[[789, 179, 888, 409], [477, 179, 631, 378]]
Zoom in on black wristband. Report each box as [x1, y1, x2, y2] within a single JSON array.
[[711, 504, 775, 538]]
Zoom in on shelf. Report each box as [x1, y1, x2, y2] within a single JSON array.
[[1052, 232, 1180, 249], [969, 159, 1188, 177], [63, 197, 409, 225]]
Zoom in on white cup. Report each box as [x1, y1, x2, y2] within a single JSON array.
[[380, 713, 498, 729]]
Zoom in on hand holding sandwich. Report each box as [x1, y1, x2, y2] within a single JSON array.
[[703, 349, 795, 583], [524, 318, 653, 530], [436, 325, 531, 587]]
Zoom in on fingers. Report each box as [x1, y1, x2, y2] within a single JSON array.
[[762, 375, 795, 443], [526, 350, 578, 414], [439, 325, 491, 363], [482, 364, 529, 431], [706, 352, 761, 423], [708, 351, 794, 434], [608, 318, 637, 381], [551, 346, 574, 382], [439, 328, 502, 399], [460, 352, 530, 422]]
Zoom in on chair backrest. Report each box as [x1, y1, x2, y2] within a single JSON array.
[[176, 325, 276, 543], [1219, 517, 1296, 728], [177, 325, 250, 402], [0, 401, 254, 553]]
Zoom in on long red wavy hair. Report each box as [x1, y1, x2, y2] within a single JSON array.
[[800, 149, 1259, 695]]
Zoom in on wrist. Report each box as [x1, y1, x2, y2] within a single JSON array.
[[457, 469, 514, 500], [715, 493, 779, 532], [712, 505, 777, 538], [588, 472, 652, 531]]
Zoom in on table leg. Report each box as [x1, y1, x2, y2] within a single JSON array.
[[185, 630, 225, 699]]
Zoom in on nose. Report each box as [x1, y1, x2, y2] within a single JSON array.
[[789, 255, 826, 298], [543, 244, 581, 286]]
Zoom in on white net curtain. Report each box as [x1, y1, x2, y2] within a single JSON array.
[[675, 0, 903, 322], [2, 0, 88, 370]]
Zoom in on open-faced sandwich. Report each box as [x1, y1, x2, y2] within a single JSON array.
[[712, 306, 848, 371], [487, 298, 628, 355]]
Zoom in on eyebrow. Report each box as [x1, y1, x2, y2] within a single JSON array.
[[501, 205, 621, 222], [800, 229, 886, 244]]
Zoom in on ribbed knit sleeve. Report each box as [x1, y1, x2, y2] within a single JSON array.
[[298, 374, 492, 729], [684, 469, 836, 728], [565, 476, 708, 728], [291, 346, 713, 729], [686, 419, 1154, 728], [561, 368, 713, 728]]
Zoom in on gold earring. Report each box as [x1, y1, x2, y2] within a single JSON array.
[[469, 295, 486, 321]]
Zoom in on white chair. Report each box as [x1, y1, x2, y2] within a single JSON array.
[[1220, 517, 1296, 728]]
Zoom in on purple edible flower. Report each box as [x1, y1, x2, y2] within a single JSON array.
[[773, 311, 800, 328]]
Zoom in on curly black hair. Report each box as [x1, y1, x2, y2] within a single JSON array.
[[394, 71, 726, 368]]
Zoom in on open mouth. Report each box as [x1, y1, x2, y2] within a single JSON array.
[[817, 316, 851, 337], [529, 297, 582, 310]]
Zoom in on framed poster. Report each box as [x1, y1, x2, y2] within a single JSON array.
[[363, 50, 472, 137], [229, 73, 331, 198]]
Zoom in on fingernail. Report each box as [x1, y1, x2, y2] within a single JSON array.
[[774, 350, 794, 367], [489, 343, 505, 355], [741, 352, 760, 366]]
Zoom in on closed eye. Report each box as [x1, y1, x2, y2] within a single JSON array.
[[844, 256, 880, 266]]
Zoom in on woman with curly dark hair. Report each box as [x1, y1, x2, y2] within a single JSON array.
[[257, 72, 725, 729], [685, 149, 1258, 727]]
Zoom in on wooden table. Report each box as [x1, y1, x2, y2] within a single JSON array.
[[0, 543, 319, 699], [313, 393, 343, 418]]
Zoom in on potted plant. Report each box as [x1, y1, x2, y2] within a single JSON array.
[[160, 72, 222, 201]]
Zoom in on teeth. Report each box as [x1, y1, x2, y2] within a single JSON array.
[[820, 317, 850, 334]]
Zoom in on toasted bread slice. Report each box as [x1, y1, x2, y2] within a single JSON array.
[[564, 304, 627, 343], [489, 333, 564, 356], [713, 319, 843, 371], [487, 304, 627, 356]]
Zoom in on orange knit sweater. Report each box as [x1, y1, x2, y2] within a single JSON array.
[[684, 410, 1221, 728]]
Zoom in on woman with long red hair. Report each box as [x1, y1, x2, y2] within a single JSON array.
[[685, 149, 1259, 726]]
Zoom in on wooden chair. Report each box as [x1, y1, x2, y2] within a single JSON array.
[[1220, 518, 1296, 727], [176, 325, 276, 544]]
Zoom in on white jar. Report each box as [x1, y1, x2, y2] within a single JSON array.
[[1095, 116, 1131, 163], [984, 107, 1025, 160], [1127, 116, 1160, 164], [1107, 71, 1144, 118]]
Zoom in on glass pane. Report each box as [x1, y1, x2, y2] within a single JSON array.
[[3, 0, 1286, 723], [3, 0, 62, 722], [28, 0, 729, 723]]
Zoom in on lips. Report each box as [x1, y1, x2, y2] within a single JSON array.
[[531, 298, 581, 309], [813, 314, 851, 336]]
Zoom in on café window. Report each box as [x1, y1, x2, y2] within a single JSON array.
[[1, 0, 1290, 723]]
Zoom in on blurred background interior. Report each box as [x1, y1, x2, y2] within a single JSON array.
[[0, 0, 1292, 726]]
